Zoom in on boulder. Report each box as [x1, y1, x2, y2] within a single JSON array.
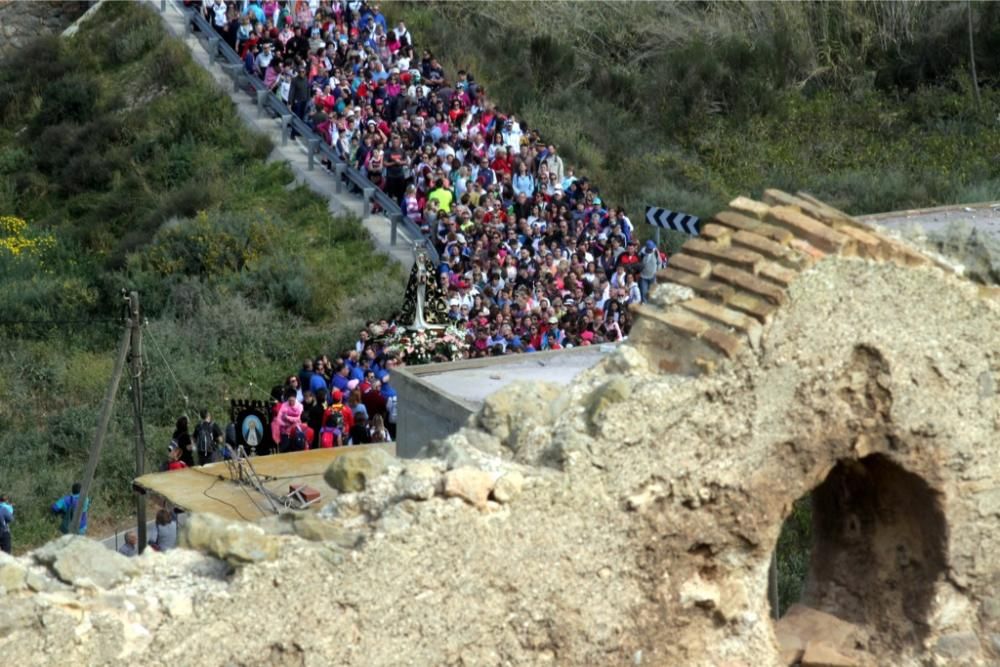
[[291, 514, 363, 549], [33, 535, 139, 589], [324, 448, 395, 493], [801, 640, 859, 667], [491, 471, 525, 504], [396, 461, 441, 501], [774, 604, 867, 656], [443, 467, 495, 509], [180, 513, 279, 565], [0, 552, 26, 593]]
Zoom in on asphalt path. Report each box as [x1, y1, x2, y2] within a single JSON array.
[[99, 521, 156, 552], [861, 201, 1000, 240]]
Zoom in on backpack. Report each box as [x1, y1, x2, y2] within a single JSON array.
[[325, 406, 345, 430], [319, 426, 341, 448], [196, 424, 215, 457]]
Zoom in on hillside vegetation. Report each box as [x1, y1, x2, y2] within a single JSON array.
[[0, 2, 401, 549], [393, 1, 1000, 232]]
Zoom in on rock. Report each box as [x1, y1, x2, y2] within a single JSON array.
[[491, 471, 524, 504], [24, 569, 65, 593], [161, 592, 193, 619], [443, 467, 495, 509], [33, 536, 139, 589], [476, 382, 562, 453], [396, 462, 441, 501], [801, 640, 858, 667], [586, 376, 632, 420], [774, 604, 867, 655], [0, 552, 26, 593], [291, 515, 363, 549], [933, 631, 981, 660], [678, 573, 719, 610], [256, 513, 297, 536], [180, 513, 279, 565], [324, 448, 395, 493]]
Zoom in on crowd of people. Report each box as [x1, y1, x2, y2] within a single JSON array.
[[164, 326, 399, 468], [200, 0, 665, 354]]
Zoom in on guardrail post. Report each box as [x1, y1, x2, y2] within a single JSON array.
[[160, 0, 166, 12], [391, 214, 401, 246], [234, 72, 247, 94], [256, 90, 268, 117], [185, 14, 194, 33], [362, 187, 374, 216], [281, 114, 292, 146], [307, 139, 319, 170], [208, 35, 219, 58], [335, 164, 345, 193]]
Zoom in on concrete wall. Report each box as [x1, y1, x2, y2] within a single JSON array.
[[394, 367, 476, 459], [394, 344, 617, 458]]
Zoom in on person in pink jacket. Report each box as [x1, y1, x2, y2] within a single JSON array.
[[274, 392, 305, 452]]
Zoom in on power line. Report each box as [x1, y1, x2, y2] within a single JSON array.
[[143, 321, 190, 413], [0, 318, 120, 326]]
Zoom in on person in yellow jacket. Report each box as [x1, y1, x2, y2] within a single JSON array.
[[427, 179, 453, 213]]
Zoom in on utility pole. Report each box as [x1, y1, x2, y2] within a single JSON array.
[[74, 292, 133, 533], [127, 291, 149, 553]]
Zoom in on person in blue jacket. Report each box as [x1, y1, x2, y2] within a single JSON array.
[[0, 494, 13, 554], [51, 482, 90, 535]]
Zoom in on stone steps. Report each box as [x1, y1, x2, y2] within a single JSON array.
[[632, 189, 945, 376]]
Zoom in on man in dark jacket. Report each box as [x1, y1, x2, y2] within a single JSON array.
[[288, 67, 311, 121]]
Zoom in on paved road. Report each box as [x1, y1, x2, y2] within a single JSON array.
[[99, 521, 155, 552], [861, 201, 1000, 240]]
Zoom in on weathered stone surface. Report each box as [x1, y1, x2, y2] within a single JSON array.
[[395, 461, 442, 501], [443, 467, 495, 509], [291, 515, 363, 549], [933, 631, 981, 660], [0, 552, 26, 593], [33, 536, 139, 589], [324, 448, 395, 493], [801, 640, 859, 667], [774, 604, 867, 656], [180, 513, 279, 565], [491, 471, 525, 504]]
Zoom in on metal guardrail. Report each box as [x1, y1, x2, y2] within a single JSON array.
[[168, 1, 438, 264]]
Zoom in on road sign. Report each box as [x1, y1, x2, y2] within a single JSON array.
[[645, 206, 700, 235]]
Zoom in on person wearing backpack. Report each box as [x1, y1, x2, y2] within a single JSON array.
[[51, 482, 90, 535], [192, 410, 224, 466], [318, 407, 345, 448]]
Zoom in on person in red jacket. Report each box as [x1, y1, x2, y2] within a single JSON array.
[[616, 240, 641, 273], [324, 389, 354, 434]]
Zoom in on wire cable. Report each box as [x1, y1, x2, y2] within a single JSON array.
[[200, 476, 252, 521], [0, 318, 120, 326], [143, 321, 190, 412]]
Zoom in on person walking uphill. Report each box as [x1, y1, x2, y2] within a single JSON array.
[[52, 482, 90, 535], [0, 494, 13, 554], [639, 240, 660, 303]]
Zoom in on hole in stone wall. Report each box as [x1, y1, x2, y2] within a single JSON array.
[[770, 454, 947, 660]]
